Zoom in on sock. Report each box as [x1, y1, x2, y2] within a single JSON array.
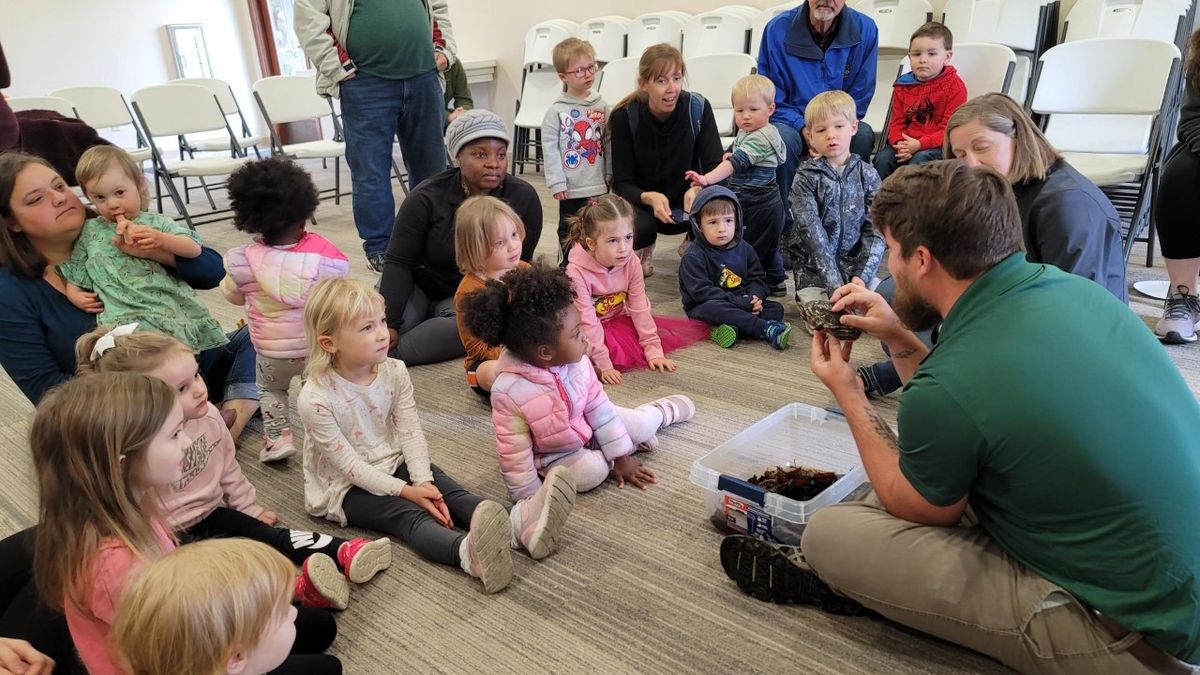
[[458, 536, 472, 576], [509, 499, 526, 550]]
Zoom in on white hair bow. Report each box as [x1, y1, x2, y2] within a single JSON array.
[[90, 323, 139, 360]]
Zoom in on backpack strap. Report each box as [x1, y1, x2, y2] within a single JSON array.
[[688, 91, 706, 142], [627, 99, 641, 139]]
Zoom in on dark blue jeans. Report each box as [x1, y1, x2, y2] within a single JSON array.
[[198, 325, 257, 402], [340, 69, 448, 256], [687, 297, 785, 337], [873, 146, 942, 180], [775, 121, 876, 237]]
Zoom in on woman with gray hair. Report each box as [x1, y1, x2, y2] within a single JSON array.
[[378, 109, 543, 365]]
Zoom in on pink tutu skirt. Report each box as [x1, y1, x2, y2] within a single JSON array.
[[602, 313, 709, 371]]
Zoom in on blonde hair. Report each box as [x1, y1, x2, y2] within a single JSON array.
[[454, 196, 525, 274], [614, 43, 686, 111], [731, 74, 775, 107], [31, 373, 179, 612], [75, 325, 194, 375], [75, 145, 150, 211], [553, 37, 595, 74], [303, 277, 386, 377], [944, 93, 1061, 184], [114, 539, 294, 675], [566, 194, 634, 250], [804, 90, 857, 128]]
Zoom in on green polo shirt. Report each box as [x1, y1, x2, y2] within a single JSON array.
[[345, 0, 434, 80], [898, 252, 1200, 663]]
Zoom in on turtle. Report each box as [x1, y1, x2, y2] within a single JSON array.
[[799, 300, 862, 342]]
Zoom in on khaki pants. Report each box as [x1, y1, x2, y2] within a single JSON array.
[[801, 492, 1177, 675]]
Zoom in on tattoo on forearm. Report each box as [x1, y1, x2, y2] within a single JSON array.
[[892, 348, 918, 359], [865, 404, 900, 454]]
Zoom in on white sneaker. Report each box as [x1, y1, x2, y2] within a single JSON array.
[[1155, 287, 1199, 344], [650, 395, 696, 428], [260, 429, 297, 463], [510, 466, 576, 560], [462, 501, 513, 593]]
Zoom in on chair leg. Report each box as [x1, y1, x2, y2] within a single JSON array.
[[334, 158, 341, 206], [155, 171, 164, 214], [160, 173, 193, 230], [198, 177, 218, 210]]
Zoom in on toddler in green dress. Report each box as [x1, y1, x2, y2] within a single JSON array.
[[58, 146, 227, 352]]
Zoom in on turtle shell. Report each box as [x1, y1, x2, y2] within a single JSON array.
[[799, 301, 862, 341]]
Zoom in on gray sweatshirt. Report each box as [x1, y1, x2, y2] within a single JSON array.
[[541, 91, 609, 198]]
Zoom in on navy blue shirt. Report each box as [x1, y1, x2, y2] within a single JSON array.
[[0, 247, 226, 403]]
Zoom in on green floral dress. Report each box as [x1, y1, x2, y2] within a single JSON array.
[[57, 213, 228, 352]]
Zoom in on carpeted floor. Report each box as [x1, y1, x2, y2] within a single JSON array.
[[0, 159, 1192, 674]]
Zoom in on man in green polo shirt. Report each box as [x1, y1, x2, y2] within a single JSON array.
[[720, 161, 1200, 673]]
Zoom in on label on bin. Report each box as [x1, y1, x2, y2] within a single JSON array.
[[723, 494, 773, 539]]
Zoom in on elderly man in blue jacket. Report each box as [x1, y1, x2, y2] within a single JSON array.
[[758, 0, 878, 220]]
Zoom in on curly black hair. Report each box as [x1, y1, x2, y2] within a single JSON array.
[[460, 260, 576, 364], [226, 157, 319, 244]]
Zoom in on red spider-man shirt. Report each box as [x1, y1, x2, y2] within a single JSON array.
[[886, 64, 968, 150]]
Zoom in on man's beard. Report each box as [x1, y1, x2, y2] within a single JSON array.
[[811, 3, 838, 20], [893, 274, 943, 333]]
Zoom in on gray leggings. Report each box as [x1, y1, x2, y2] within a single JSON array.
[[394, 286, 466, 366], [341, 463, 486, 566]]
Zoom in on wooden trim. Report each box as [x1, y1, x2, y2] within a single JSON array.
[[247, 0, 280, 79]]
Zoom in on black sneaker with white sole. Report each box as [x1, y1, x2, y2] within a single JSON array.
[[719, 535, 865, 616], [367, 252, 387, 273]]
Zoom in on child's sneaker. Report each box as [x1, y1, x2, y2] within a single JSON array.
[[337, 537, 392, 584], [461, 501, 514, 593], [637, 243, 656, 278], [710, 324, 738, 348], [761, 320, 793, 351], [1155, 286, 1200, 344], [296, 553, 349, 610], [260, 429, 297, 463], [769, 282, 788, 298], [511, 466, 577, 560], [649, 394, 695, 428], [635, 436, 659, 452]]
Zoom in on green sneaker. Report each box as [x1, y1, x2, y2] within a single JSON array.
[[762, 321, 793, 351], [710, 324, 738, 348]]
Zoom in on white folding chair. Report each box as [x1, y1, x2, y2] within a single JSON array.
[[131, 84, 251, 228], [171, 77, 266, 159], [252, 75, 350, 204], [1062, 0, 1188, 44], [6, 96, 77, 117], [685, 53, 757, 145], [628, 12, 691, 57], [50, 86, 153, 165], [863, 57, 906, 150], [523, 20, 579, 67], [683, 8, 755, 58], [948, 42, 1018, 97], [941, 0, 1054, 103], [750, 2, 805, 59], [1029, 37, 1181, 264], [854, 0, 935, 52], [512, 70, 565, 173], [577, 15, 632, 63], [596, 56, 640, 103]]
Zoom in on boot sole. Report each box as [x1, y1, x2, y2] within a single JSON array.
[[346, 538, 393, 584], [471, 501, 514, 593], [710, 325, 738, 349], [718, 536, 862, 616], [774, 323, 793, 351], [305, 553, 349, 610], [1158, 330, 1197, 344], [525, 467, 577, 560]]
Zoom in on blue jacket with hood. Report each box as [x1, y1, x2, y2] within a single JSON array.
[[756, 4, 879, 131], [678, 186, 770, 314]]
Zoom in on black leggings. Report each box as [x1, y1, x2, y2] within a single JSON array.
[[185, 507, 350, 570], [271, 607, 341, 674], [0, 528, 83, 673], [632, 204, 691, 250], [1155, 147, 1200, 259]]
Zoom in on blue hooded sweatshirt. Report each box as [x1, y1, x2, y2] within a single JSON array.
[[678, 186, 770, 314]]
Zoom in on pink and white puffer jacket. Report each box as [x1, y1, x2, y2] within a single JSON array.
[[489, 349, 634, 500], [222, 232, 349, 359]]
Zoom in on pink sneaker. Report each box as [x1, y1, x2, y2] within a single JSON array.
[[260, 429, 297, 463], [650, 395, 695, 428], [512, 466, 576, 560], [338, 537, 392, 584], [295, 553, 348, 610], [463, 501, 513, 593]]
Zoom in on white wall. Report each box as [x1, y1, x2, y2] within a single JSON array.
[[0, 0, 262, 146]]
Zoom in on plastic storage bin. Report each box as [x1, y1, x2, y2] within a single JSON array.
[[689, 403, 867, 545]]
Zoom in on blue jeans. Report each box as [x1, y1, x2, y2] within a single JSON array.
[[873, 146, 942, 180], [340, 69, 448, 256], [198, 325, 258, 402], [775, 120, 875, 236]]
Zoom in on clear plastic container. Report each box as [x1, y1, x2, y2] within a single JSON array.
[[689, 403, 868, 545]]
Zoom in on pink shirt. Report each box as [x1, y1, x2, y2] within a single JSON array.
[[166, 403, 264, 529], [565, 243, 663, 372], [65, 520, 175, 675]]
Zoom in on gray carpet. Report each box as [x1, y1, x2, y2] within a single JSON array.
[[0, 161, 1191, 674]]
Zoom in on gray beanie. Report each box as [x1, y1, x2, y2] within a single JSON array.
[[444, 109, 511, 162]]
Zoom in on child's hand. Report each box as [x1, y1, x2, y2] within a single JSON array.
[[647, 357, 677, 373], [552, 191, 568, 201], [896, 134, 920, 161], [257, 510, 279, 526], [684, 170, 707, 187], [402, 482, 452, 527], [750, 295, 763, 314], [613, 455, 656, 490], [124, 223, 161, 250], [600, 368, 623, 385], [721, 151, 732, 161], [64, 283, 104, 314]]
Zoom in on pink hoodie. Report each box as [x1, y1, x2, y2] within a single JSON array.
[[222, 232, 349, 359], [165, 403, 263, 530], [489, 350, 633, 500], [565, 243, 663, 372]]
